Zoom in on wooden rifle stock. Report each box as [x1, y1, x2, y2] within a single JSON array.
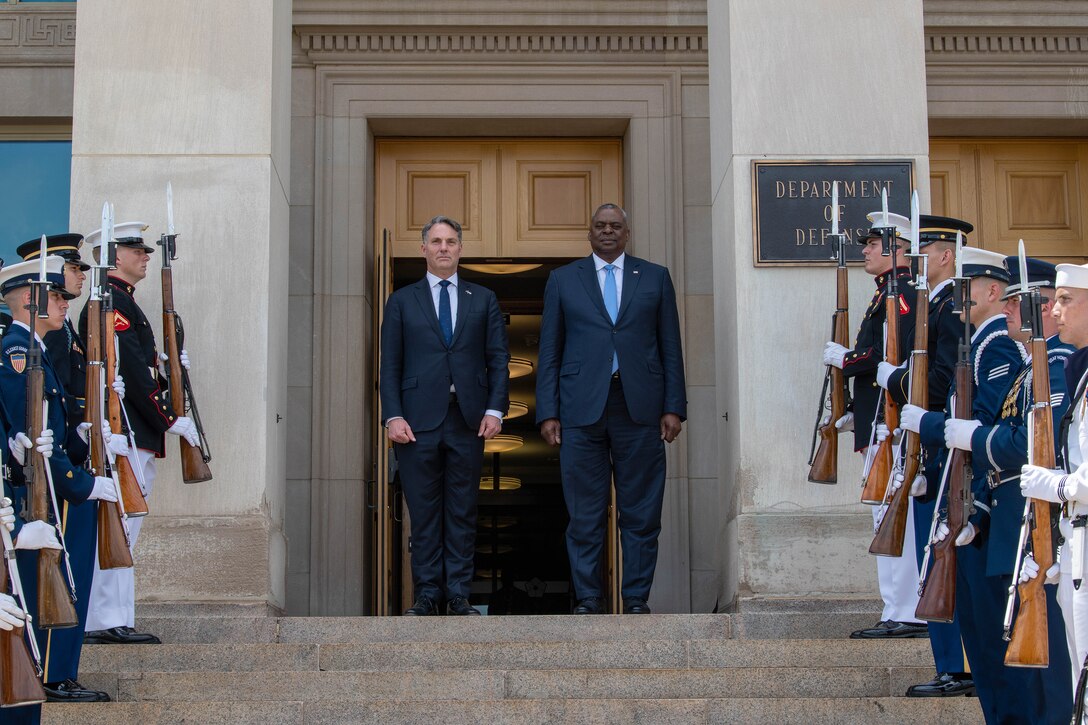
[[0, 540, 46, 707], [916, 363, 973, 622], [871, 285, 930, 555], [103, 307, 147, 517], [861, 288, 902, 504], [161, 267, 212, 483], [84, 297, 134, 571], [25, 363, 77, 630], [1005, 333, 1054, 667], [809, 259, 850, 484]]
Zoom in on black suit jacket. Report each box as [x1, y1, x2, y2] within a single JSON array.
[[379, 276, 509, 433], [536, 254, 686, 428]]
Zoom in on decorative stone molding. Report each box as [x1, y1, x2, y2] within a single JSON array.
[[296, 29, 707, 65], [926, 31, 1088, 61], [0, 7, 76, 66]]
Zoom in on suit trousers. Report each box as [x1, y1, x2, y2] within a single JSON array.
[[87, 448, 156, 631], [560, 376, 665, 601], [395, 400, 484, 601]]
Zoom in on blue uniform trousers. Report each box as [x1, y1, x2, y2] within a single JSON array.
[[913, 493, 965, 673]]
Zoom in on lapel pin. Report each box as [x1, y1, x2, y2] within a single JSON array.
[[633, 270, 639, 275], [466, 289, 472, 295]]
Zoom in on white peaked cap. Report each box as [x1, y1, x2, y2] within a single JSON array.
[[1056, 263, 1088, 291], [863, 212, 913, 243]]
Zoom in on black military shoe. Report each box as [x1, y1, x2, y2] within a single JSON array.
[[623, 597, 651, 614], [906, 672, 976, 697], [83, 626, 162, 644], [44, 679, 111, 703], [849, 620, 929, 639], [573, 597, 604, 615], [446, 596, 481, 616], [403, 594, 439, 616]]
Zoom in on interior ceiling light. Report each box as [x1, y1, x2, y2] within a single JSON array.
[[478, 476, 522, 491], [505, 400, 529, 420], [483, 434, 524, 454], [461, 263, 542, 275], [509, 357, 534, 379]]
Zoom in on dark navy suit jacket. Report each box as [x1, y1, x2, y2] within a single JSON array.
[[379, 276, 509, 433], [536, 254, 686, 428]]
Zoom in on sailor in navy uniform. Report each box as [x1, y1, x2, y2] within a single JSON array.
[[902, 247, 1042, 724], [876, 216, 973, 695], [0, 256, 120, 703], [16, 235, 91, 436], [1020, 261, 1088, 701], [80, 222, 197, 645], [824, 211, 923, 638]]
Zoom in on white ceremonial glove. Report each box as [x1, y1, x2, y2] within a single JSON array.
[[76, 421, 92, 444], [14, 520, 61, 550], [159, 350, 191, 372], [875, 423, 890, 444], [1019, 465, 1074, 504], [0, 593, 24, 632], [899, 404, 927, 434], [180, 349, 190, 371], [103, 422, 130, 458], [876, 361, 902, 390], [834, 413, 854, 432], [910, 474, 927, 497], [8, 433, 31, 467], [935, 521, 977, 547], [1019, 554, 1060, 586], [944, 419, 981, 452], [89, 476, 118, 503], [35, 430, 53, 458], [0, 497, 14, 533], [168, 416, 200, 447], [112, 373, 126, 400], [822, 342, 849, 370]]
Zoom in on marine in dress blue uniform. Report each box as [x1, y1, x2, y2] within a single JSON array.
[[909, 247, 1045, 724], [880, 216, 972, 695], [0, 256, 117, 704]]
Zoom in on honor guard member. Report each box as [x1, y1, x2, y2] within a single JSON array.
[[80, 222, 198, 645], [876, 216, 973, 696], [0, 256, 120, 703], [1020, 261, 1088, 697], [901, 247, 1042, 724], [0, 494, 47, 725], [823, 211, 924, 639], [16, 235, 91, 435]]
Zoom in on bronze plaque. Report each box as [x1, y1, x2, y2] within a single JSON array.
[[752, 160, 915, 266]]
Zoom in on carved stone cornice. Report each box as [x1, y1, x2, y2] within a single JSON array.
[[925, 29, 1088, 64], [0, 6, 76, 67], [296, 27, 707, 65]]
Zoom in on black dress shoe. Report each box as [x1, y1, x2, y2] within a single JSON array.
[[83, 626, 162, 644], [849, 620, 929, 639], [906, 672, 976, 697], [573, 597, 604, 614], [44, 679, 111, 703], [446, 596, 481, 616], [623, 597, 651, 614], [403, 595, 439, 616]]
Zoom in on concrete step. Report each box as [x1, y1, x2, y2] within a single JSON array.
[[75, 666, 936, 702], [78, 639, 936, 674], [130, 611, 897, 644], [43, 696, 983, 725]]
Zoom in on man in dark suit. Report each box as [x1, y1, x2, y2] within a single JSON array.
[[536, 203, 686, 615], [379, 215, 510, 616]]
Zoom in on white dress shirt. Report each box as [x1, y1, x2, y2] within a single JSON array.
[[592, 252, 625, 305]]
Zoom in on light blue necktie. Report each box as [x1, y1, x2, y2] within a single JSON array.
[[604, 264, 618, 373], [438, 280, 453, 347]]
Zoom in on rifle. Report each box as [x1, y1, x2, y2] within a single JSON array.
[[916, 233, 974, 622], [0, 518, 47, 707], [861, 195, 903, 504], [1073, 652, 1088, 725], [23, 255, 78, 629], [83, 214, 136, 570], [1003, 241, 1054, 668], [809, 185, 850, 485], [158, 184, 212, 483], [872, 192, 925, 556]]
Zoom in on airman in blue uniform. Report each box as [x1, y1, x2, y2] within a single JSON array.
[[0, 255, 119, 704]]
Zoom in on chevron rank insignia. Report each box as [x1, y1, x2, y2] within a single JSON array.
[[114, 312, 131, 332], [10, 354, 25, 374]]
